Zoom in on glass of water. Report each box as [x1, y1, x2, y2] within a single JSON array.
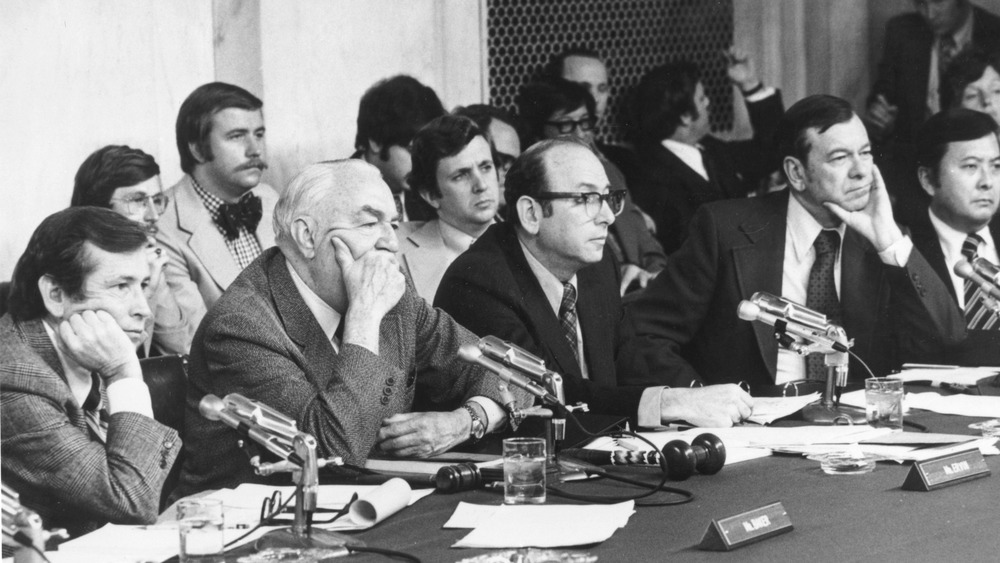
[[865, 377, 904, 432], [503, 437, 546, 504], [177, 498, 225, 563]]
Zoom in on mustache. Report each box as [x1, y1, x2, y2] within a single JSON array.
[[236, 159, 268, 172]]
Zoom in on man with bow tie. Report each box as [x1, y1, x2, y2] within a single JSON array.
[[157, 82, 278, 329]]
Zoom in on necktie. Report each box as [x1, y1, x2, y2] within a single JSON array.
[[216, 192, 263, 240], [83, 372, 109, 443], [392, 193, 406, 221], [558, 282, 580, 364], [939, 35, 960, 78], [806, 230, 842, 380], [962, 234, 999, 330]]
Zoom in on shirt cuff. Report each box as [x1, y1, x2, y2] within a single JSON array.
[[637, 386, 668, 428], [105, 377, 154, 418], [744, 86, 776, 103], [878, 234, 913, 267], [468, 396, 507, 434]]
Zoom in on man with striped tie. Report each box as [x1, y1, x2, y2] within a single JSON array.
[[911, 107, 1000, 365]]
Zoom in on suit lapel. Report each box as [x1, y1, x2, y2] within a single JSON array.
[[840, 229, 881, 364], [267, 253, 339, 378], [173, 178, 244, 291], [576, 257, 617, 385], [910, 213, 958, 303], [401, 221, 448, 298], [19, 318, 65, 381]]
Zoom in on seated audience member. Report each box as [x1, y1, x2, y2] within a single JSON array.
[[71, 145, 197, 355], [157, 82, 277, 327], [1, 208, 180, 537], [453, 104, 523, 212], [630, 95, 965, 392], [175, 160, 531, 496], [519, 76, 667, 295], [943, 49, 1000, 125], [397, 115, 500, 299], [628, 50, 784, 253], [910, 108, 1000, 364], [352, 75, 445, 222], [436, 139, 753, 428]]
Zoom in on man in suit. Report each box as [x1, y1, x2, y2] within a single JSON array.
[[156, 82, 278, 329], [352, 75, 444, 222], [628, 51, 784, 254], [176, 160, 530, 496], [630, 95, 965, 392], [1, 208, 180, 537], [397, 115, 500, 299], [436, 139, 753, 428], [909, 107, 1000, 365]]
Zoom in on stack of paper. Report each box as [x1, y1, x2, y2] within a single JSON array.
[[448, 501, 634, 548]]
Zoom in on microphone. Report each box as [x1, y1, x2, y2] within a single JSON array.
[[955, 258, 1000, 300], [199, 394, 301, 465], [748, 291, 829, 331], [479, 336, 553, 383], [457, 344, 561, 406], [738, 301, 849, 353]]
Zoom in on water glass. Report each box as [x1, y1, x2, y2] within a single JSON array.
[[503, 437, 546, 504], [865, 377, 904, 432], [177, 498, 225, 563]]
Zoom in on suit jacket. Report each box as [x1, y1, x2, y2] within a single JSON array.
[[155, 175, 278, 328], [908, 212, 1000, 365], [175, 248, 531, 497], [871, 6, 1000, 144], [435, 222, 659, 424], [396, 219, 468, 300], [0, 316, 179, 537], [630, 92, 785, 254], [629, 190, 966, 391]]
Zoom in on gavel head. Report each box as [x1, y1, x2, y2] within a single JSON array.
[[661, 433, 727, 480], [435, 462, 483, 493]]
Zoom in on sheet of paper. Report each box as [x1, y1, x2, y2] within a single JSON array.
[[452, 501, 635, 549], [746, 392, 821, 424], [443, 502, 502, 528], [55, 522, 278, 562], [905, 392, 1000, 418], [894, 366, 1000, 386]]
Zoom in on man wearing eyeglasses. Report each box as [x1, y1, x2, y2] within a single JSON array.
[[436, 138, 754, 428]]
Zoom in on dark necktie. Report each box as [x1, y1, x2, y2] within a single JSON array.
[[806, 230, 842, 380], [939, 35, 960, 79], [216, 193, 263, 240], [558, 282, 580, 364], [83, 371, 109, 442], [962, 234, 999, 330]]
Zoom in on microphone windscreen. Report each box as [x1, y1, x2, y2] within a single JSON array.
[[737, 301, 760, 321], [198, 394, 225, 421]]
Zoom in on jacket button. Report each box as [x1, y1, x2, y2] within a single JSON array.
[[383, 387, 393, 396], [380, 396, 390, 405], [386, 377, 395, 386]]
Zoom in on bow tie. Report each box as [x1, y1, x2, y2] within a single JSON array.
[[216, 193, 262, 240]]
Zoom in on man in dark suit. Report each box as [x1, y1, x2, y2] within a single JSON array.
[[628, 50, 784, 253], [630, 95, 965, 392], [1, 208, 180, 537], [436, 139, 753, 428], [176, 160, 530, 496], [909, 107, 1000, 365]]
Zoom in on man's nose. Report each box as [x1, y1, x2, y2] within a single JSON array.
[[378, 224, 400, 253]]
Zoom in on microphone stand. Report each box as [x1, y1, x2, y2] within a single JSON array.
[[2, 484, 68, 563]]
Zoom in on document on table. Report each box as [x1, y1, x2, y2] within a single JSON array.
[[746, 392, 821, 424], [904, 392, 1000, 418], [894, 366, 1000, 386], [450, 501, 635, 548]]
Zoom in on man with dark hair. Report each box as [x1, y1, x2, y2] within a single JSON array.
[[1, 207, 180, 537], [397, 115, 499, 298], [942, 49, 1000, 124], [628, 50, 783, 253], [353, 75, 445, 222], [453, 104, 523, 207], [436, 138, 753, 427], [71, 145, 197, 355], [547, 46, 610, 121], [630, 95, 964, 392], [156, 82, 278, 328], [909, 108, 1000, 364], [176, 160, 530, 496]]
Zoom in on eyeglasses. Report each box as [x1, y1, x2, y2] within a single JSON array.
[[109, 193, 169, 215], [531, 190, 627, 218], [544, 116, 596, 135]]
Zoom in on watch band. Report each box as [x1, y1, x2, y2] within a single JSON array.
[[462, 403, 486, 443]]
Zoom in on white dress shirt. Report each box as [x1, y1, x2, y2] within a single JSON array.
[[661, 139, 709, 181], [928, 208, 1000, 308]]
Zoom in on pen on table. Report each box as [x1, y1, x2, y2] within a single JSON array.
[[902, 363, 961, 370]]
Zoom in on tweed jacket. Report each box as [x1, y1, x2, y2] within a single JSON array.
[[176, 248, 531, 496], [0, 315, 180, 537]]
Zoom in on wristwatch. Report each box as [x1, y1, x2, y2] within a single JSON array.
[[462, 403, 486, 443]]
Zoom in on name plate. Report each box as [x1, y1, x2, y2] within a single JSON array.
[[698, 502, 793, 551], [901, 448, 990, 491]]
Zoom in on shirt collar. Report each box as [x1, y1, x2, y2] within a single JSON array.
[[952, 7, 975, 50], [190, 176, 226, 221], [42, 319, 94, 408], [438, 218, 487, 253], [787, 194, 846, 262], [286, 259, 342, 346], [928, 206, 994, 255], [518, 237, 578, 316]]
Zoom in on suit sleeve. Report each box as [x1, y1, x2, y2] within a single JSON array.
[[154, 228, 209, 333], [726, 90, 784, 194], [889, 244, 967, 358]]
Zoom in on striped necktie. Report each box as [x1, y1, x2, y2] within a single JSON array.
[[558, 282, 580, 365], [962, 234, 999, 330], [83, 372, 109, 443]]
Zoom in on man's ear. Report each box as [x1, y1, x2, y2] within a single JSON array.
[[917, 166, 938, 198], [679, 111, 694, 127], [290, 217, 318, 259], [783, 156, 807, 193], [38, 275, 67, 318], [367, 139, 383, 159], [418, 189, 441, 209], [516, 196, 541, 235], [189, 141, 207, 164]]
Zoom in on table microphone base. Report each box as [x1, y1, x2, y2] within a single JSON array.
[[255, 527, 363, 552], [802, 403, 866, 425]]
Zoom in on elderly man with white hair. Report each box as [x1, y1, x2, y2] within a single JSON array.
[[174, 159, 529, 497]]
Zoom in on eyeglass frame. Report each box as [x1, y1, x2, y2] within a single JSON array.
[[108, 193, 170, 215], [543, 115, 597, 135], [530, 189, 627, 218]]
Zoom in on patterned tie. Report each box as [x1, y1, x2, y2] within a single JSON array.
[[558, 282, 580, 363], [215, 192, 263, 240], [806, 230, 842, 380], [83, 372, 109, 443], [962, 234, 999, 330], [939, 35, 960, 79]]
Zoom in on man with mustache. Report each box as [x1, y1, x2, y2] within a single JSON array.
[[630, 95, 965, 392], [157, 82, 278, 328], [908, 108, 1000, 365]]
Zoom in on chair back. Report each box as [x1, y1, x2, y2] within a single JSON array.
[[139, 354, 187, 510], [0, 281, 11, 318]]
